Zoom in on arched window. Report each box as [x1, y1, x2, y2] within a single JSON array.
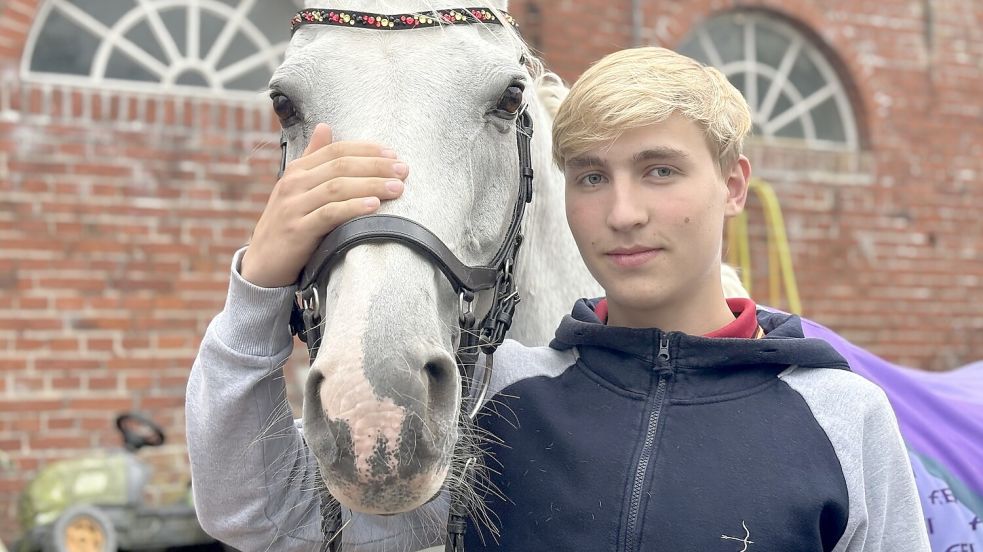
[[677, 11, 859, 149], [22, 0, 303, 97]]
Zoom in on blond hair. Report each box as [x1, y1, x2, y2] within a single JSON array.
[[552, 47, 752, 174]]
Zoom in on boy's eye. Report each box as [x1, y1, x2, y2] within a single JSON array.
[[580, 173, 605, 187], [651, 167, 674, 177]]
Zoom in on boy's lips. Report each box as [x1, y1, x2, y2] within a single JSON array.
[[605, 247, 664, 268]]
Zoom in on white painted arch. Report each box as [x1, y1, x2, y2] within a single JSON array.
[[21, 0, 304, 99]]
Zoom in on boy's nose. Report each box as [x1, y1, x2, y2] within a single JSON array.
[[606, 181, 649, 231]]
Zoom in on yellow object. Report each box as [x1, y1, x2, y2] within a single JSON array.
[[726, 179, 802, 314]]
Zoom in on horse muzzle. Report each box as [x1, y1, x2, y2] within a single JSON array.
[[303, 350, 458, 513]]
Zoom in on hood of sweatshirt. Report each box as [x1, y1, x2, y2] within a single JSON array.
[[548, 298, 851, 398]]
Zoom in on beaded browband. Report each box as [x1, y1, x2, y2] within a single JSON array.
[[290, 7, 518, 33]]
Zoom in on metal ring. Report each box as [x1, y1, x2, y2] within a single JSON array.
[[459, 291, 473, 316], [458, 290, 475, 327]]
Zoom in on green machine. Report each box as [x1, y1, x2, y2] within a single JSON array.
[[14, 413, 227, 552]]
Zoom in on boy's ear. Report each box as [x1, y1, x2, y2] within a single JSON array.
[[723, 155, 752, 217]]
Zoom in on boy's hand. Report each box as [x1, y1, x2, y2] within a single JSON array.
[[240, 123, 408, 288]]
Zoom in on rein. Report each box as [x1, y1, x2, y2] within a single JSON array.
[[285, 8, 531, 551]]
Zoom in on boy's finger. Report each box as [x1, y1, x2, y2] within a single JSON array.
[[300, 196, 381, 236], [299, 157, 408, 189], [303, 177, 404, 213], [298, 141, 397, 171], [302, 123, 332, 157]]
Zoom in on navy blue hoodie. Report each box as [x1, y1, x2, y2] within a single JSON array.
[[464, 299, 926, 551]]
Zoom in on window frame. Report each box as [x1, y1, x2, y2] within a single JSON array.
[[20, 0, 302, 100], [679, 11, 860, 150]]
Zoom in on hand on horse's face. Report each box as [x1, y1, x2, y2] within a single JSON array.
[[240, 123, 409, 288]]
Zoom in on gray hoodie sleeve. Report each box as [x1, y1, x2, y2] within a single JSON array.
[[780, 366, 931, 552], [186, 248, 324, 550], [186, 249, 446, 552]]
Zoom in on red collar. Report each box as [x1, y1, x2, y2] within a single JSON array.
[[593, 297, 760, 338]]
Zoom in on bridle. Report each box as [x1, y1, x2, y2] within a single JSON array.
[[285, 7, 532, 551]]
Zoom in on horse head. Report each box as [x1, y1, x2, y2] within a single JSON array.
[[274, 1, 544, 515]]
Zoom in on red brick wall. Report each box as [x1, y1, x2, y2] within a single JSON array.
[[0, 0, 296, 539], [1, 0, 981, 541]]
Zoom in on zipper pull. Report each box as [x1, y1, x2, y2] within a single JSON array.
[[658, 335, 670, 364]]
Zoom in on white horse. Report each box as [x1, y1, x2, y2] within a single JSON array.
[[281, 0, 591, 517], [280, 0, 755, 520]]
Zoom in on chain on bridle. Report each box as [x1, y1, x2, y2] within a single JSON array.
[[285, 7, 532, 551]]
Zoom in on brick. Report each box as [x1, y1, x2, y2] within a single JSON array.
[[11, 417, 42, 432], [0, 399, 62, 412], [140, 395, 185, 409], [0, 358, 27, 372], [45, 417, 77, 431], [124, 375, 155, 390], [0, 318, 60, 331], [87, 375, 118, 390], [74, 415, 113, 432], [51, 376, 83, 389], [65, 397, 134, 411], [86, 338, 115, 352], [28, 435, 92, 450], [35, 359, 101, 371]]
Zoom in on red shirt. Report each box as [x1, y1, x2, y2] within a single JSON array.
[[593, 297, 761, 339]]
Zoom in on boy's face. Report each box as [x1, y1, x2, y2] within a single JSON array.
[[564, 114, 749, 324]]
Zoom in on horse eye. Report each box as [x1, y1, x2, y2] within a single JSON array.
[[271, 93, 298, 125], [495, 85, 525, 115]]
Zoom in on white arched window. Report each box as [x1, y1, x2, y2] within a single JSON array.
[[23, 0, 303, 97], [678, 11, 859, 149]]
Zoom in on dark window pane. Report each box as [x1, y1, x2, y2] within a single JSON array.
[[726, 73, 745, 98], [249, 2, 296, 44], [774, 116, 805, 139], [67, 0, 134, 27], [226, 69, 272, 92], [704, 16, 743, 65], [125, 20, 168, 64], [788, 51, 824, 98], [30, 9, 99, 75], [754, 74, 771, 113], [105, 50, 157, 81], [754, 21, 790, 69], [812, 97, 847, 142], [771, 92, 794, 123], [676, 38, 708, 65], [217, 31, 258, 69], [160, 7, 187, 57], [176, 70, 211, 87], [199, 10, 226, 58]]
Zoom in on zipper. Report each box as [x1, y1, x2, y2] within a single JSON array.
[[624, 334, 671, 552]]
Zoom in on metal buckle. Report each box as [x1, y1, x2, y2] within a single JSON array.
[[296, 287, 321, 313], [458, 290, 476, 328]]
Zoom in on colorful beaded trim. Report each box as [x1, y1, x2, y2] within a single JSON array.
[[290, 7, 518, 33]]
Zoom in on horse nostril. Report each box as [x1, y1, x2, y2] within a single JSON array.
[[423, 356, 457, 419], [424, 359, 451, 389]]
